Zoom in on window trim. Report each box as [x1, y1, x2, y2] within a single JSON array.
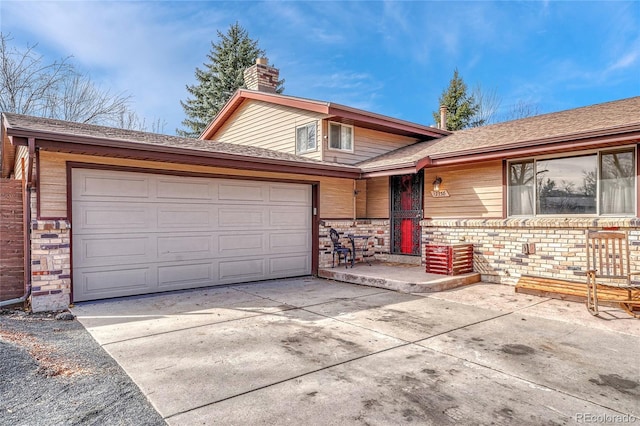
[[506, 145, 637, 218], [295, 121, 318, 154], [327, 121, 354, 153]]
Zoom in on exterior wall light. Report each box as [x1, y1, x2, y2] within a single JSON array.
[[432, 176, 442, 191]]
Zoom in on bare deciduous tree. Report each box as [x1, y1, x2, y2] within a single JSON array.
[[43, 72, 131, 125], [503, 99, 540, 121], [470, 84, 501, 127], [0, 33, 72, 116], [1, 33, 162, 130], [117, 110, 167, 134]]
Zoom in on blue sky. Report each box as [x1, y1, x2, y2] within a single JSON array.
[[1, 1, 639, 135]]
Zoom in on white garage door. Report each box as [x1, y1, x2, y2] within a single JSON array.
[[72, 168, 312, 302]]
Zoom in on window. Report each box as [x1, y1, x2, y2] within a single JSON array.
[[328, 122, 353, 151], [508, 147, 636, 216], [296, 122, 317, 153]]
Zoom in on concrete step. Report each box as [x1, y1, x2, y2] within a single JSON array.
[[318, 263, 481, 294]]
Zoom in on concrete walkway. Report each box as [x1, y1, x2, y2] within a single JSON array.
[[72, 278, 640, 425]]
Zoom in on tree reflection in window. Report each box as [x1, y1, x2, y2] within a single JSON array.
[[508, 148, 635, 216], [537, 155, 597, 214]]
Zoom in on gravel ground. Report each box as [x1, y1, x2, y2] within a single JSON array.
[[0, 308, 165, 426]]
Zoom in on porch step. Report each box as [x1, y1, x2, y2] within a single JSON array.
[[515, 275, 640, 306], [318, 262, 480, 294]]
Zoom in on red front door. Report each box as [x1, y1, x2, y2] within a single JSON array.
[[390, 172, 423, 255]]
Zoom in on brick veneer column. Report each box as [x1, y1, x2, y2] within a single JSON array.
[[30, 220, 71, 312]]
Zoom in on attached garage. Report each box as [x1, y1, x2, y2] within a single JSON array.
[[3, 112, 360, 311], [71, 168, 312, 302]]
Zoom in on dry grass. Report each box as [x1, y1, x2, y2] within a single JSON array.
[[0, 329, 90, 377]]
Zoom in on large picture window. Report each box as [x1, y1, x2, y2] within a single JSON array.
[[328, 122, 353, 151], [508, 148, 636, 216], [295, 122, 317, 154]]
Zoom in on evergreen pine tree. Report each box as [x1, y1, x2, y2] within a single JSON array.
[[432, 68, 481, 131], [177, 23, 283, 137]]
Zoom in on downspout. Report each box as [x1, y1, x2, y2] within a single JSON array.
[[0, 137, 35, 308]]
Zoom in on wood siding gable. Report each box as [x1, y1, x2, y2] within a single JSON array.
[[210, 99, 326, 161], [207, 99, 424, 166]]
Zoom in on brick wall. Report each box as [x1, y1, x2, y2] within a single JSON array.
[[30, 219, 71, 312], [319, 220, 390, 268], [422, 218, 640, 285], [0, 179, 24, 301]]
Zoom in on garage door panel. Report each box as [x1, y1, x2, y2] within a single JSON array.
[[269, 231, 311, 253], [75, 236, 151, 266], [218, 182, 265, 202], [269, 184, 311, 204], [74, 204, 150, 232], [74, 172, 150, 199], [269, 255, 310, 276], [218, 258, 265, 282], [218, 208, 266, 228], [157, 235, 214, 260], [156, 178, 214, 201], [217, 233, 264, 256], [158, 262, 214, 288], [270, 206, 310, 228], [76, 267, 154, 299], [157, 206, 213, 229], [72, 169, 311, 302]]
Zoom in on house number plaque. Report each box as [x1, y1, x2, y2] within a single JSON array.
[[431, 190, 450, 198]]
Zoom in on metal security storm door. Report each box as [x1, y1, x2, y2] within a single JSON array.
[[390, 171, 423, 255]]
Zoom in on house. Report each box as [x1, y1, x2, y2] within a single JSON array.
[[1, 59, 638, 312]]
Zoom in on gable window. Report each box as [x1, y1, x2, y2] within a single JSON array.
[[508, 147, 636, 216], [296, 122, 317, 154], [328, 122, 353, 151]]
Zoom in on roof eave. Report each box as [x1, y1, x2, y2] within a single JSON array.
[[428, 125, 640, 166], [327, 104, 450, 139], [360, 162, 419, 177], [199, 90, 450, 141], [7, 127, 361, 179]]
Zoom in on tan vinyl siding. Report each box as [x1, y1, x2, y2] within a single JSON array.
[[355, 180, 367, 218], [38, 152, 355, 219], [212, 100, 326, 161], [366, 176, 389, 218], [13, 146, 29, 180], [424, 160, 503, 218], [2, 131, 17, 178], [324, 126, 420, 165]]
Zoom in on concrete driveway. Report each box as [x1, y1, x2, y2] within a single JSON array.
[[72, 278, 640, 425]]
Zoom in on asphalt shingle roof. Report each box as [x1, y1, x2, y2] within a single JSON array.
[[358, 96, 640, 171], [5, 96, 639, 176], [3, 113, 360, 170]]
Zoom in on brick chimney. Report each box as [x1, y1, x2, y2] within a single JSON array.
[[440, 105, 448, 130], [243, 58, 279, 93]]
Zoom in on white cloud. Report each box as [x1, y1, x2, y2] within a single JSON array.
[[606, 48, 639, 73]]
